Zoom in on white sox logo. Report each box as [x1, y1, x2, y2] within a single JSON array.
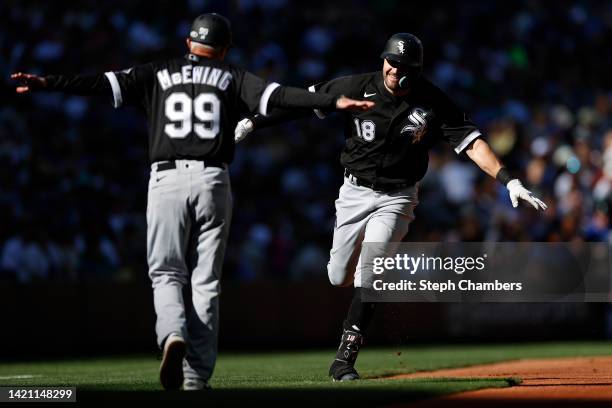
[[190, 27, 209, 41], [401, 108, 429, 142], [397, 40, 405, 54]]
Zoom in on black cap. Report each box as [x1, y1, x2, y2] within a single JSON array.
[[189, 13, 233, 47], [380, 33, 423, 68]]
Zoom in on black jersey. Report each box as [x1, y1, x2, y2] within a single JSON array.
[[254, 71, 481, 187], [310, 72, 481, 186], [44, 54, 339, 164]]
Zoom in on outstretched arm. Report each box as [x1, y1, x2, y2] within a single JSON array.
[[11, 72, 110, 95], [265, 85, 373, 114], [234, 94, 371, 143], [465, 138, 547, 211], [236, 74, 365, 143]]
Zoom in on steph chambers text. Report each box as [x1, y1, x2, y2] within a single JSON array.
[[373, 279, 523, 292]]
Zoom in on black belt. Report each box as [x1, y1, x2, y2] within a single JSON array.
[[344, 169, 414, 191], [156, 160, 225, 172]]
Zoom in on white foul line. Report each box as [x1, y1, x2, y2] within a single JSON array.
[[0, 375, 41, 380]]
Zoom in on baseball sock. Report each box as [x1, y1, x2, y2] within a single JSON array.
[[343, 287, 376, 333]]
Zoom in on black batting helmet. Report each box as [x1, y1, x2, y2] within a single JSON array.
[[380, 33, 423, 68], [189, 13, 233, 47]]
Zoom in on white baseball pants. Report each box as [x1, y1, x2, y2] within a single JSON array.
[[327, 177, 419, 288], [147, 160, 232, 382]]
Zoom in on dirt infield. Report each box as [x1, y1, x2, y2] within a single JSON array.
[[388, 356, 612, 407]]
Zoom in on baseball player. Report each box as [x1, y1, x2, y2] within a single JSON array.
[[234, 33, 547, 381], [11, 13, 374, 390]]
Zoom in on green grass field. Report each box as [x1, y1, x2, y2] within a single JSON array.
[[1, 342, 611, 406]]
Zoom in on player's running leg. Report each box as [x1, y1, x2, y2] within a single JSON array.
[[330, 185, 418, 381]]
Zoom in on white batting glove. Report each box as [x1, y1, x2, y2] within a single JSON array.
[[234, 118, 254, 143], [506, 179, 548, 210]]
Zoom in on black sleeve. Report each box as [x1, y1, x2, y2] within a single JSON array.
[[305, 75, 359, 119], [266, 85, 338, 112], [250, 75, 358, 129], [44, 64, 154, 109], [237, 70, 340, 116], [44, 74, 110, 95], [104, 64, 154, 109], [431, 83, 482, 154], [237, 71, 270, 112]]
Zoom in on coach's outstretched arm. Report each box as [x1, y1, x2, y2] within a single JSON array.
[[235, 75, 361, 143], [465, 138, 547, 210], [263, 85, 373, 114], [12, 72, 374, 116], [11, 72, 110, 95]]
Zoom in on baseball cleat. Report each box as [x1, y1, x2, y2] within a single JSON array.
[[159, 333, 186, 390], [183, 377, 212, 391], [329, 328, 364, 381], [335, 373, 360, 382], [329, 360, 361, 382]]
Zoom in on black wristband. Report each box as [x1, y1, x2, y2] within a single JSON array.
[[496, 167, 513, 186], [250, 114, 261, 127]]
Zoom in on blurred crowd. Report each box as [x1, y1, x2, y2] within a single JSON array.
[[0, 0, 611, 283]]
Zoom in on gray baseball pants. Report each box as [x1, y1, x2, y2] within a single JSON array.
[[327, 176, 419, 288], [147, 160, 232, 382]]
